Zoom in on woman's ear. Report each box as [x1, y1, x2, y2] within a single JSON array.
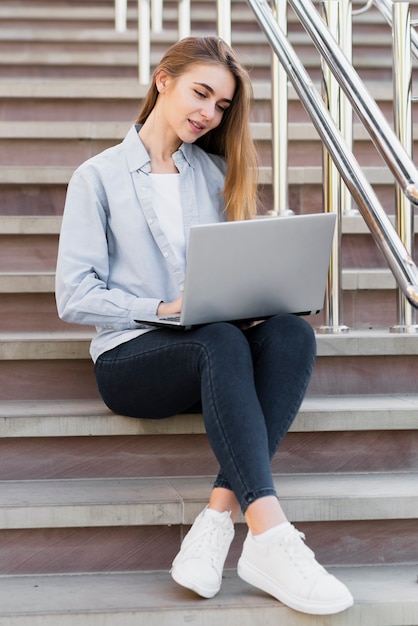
[[155, 69, 170, 93]]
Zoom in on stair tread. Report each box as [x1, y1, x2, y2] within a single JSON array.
[[1, 214, 417, 235], [3, 120, 418, 141], [0, 26, 396, 46], [0, 164, 397, 186], [1, 394, 418, 436], [0, 77, 393, 100], [1, 472, 417, 528], [0, 565, 416, 625], [1, 329, 417, 360], [0, 268, 399, 294]]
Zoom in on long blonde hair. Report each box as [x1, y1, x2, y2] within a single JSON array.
[[136, 36, 258, 221]]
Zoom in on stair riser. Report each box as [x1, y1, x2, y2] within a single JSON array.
[[0, 185, 66, 216], [0, 65, 138, 79], [0, 431, 417, 480], [4, 137, 414, 168], [0, 99, 144, 122], [1, 96, 402, 124], [0, 291, 400, 332], [3, 232, 415, 271], [0, 519, 416, 575], [0, 64, 401, 83], [1, 353, 417, 400], [0, 182, 401, 216], [0, 235, 57, 270], [0, 360, 99, 400]]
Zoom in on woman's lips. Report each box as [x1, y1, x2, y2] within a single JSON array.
[[188, 119, 205, 132]]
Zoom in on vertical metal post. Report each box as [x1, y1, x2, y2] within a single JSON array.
[[178, 0, 191, 40], [115, 0, 128, 32], [217, 0, 231, 45], [138, 0, 151, 85], [339, 0, 356, 217], [269, 0, 291, 216], [318, 0, 350, 333], [390, 1, 417, 332], [151, 0, 163, 33]]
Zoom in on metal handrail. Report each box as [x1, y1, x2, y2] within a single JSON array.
[[373, 0, 418, 59], [391, 1, 416, 328], [247, 0, 418, 308], [115, 0, 418, 308], [289, 0, 418, 205]]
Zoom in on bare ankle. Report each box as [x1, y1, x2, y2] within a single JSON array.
[[244, 496, 288, 535]]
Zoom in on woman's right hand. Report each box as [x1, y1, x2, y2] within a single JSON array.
[[157, 295, 183, 317]]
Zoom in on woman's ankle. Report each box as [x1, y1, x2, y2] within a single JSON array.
[[244, 495, 288, 535]]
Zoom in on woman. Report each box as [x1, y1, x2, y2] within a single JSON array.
[[56, 36, 353, 615]]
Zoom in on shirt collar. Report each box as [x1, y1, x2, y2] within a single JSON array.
[[123, 124, 196, 174]]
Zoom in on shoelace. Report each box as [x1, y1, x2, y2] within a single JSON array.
[[191, 519, 233, 572], [280, 527, 325, 577]]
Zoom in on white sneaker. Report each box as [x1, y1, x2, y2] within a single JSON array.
[[237, 523, 354, 615], [170, 507, 235, 599]]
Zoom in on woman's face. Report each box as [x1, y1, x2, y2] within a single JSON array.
[[155, 63, 236, 144]]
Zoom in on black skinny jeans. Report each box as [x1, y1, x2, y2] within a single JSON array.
[[94, 314, 317, 512]]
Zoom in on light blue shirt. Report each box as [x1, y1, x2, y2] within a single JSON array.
[[55, 124, 227, 362]]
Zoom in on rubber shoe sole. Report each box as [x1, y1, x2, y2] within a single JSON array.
[[237, 556, 354, 615]]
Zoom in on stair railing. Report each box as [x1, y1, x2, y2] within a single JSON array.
[[390, 1, 416, 330], [114, 0, 192, 83], [247, 0, 418, 320], [114, 0, 418, 322]]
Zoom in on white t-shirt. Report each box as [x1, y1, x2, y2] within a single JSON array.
[[149, 173, 186, 272]]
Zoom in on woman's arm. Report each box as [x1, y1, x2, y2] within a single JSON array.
[[55, 168, 162, 329]]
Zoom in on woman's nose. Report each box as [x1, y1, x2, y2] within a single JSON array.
[[201, 100, 216, 120]]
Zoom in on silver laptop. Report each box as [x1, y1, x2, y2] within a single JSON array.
[[135, 212, 336, 329]]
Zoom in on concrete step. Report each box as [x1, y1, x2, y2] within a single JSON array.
[[1, 287, 397, 331], [0, 268, 401, 292], [1, 330, 418, 399], [0, 565, 417, 626], [1, 518, 417, 575], [3, 328, 418, 360], [0, 78, 400, 125], [1, 425, 417, 480], [0, 26, 397, 49], [1, 213, 415, 235], [0, 472, 416, 572], [2, 120, 417, 168], [0, 163, 399, 188], [1, 472, 417, 529], [0, 49, 408, 81], [2, 394, 418, 437]]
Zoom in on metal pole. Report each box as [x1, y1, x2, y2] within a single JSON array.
[[115, 0, 127, 32], [151, 0, 163, 33], [339, 0, 356, 217], [178, 0, 191, 40], [319, 0, 349, 333], [269, 0, 291, 216], [138, 0, 151, 84], [217, 0, 231, 45], [390, 1, 417, 332], [288, 0, 418, 205], [246, 0, 418, 308]]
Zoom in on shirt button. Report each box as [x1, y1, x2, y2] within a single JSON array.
[[180, 284, 185, 292], [163, 252, 169, 258], [148, 218, 153, 225]]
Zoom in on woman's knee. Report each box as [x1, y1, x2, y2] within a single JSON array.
[[193, 322, 253, 369], [255, 314, 316, 359]]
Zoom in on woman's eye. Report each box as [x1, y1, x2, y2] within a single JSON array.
[[194, 90, 206, 98]]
